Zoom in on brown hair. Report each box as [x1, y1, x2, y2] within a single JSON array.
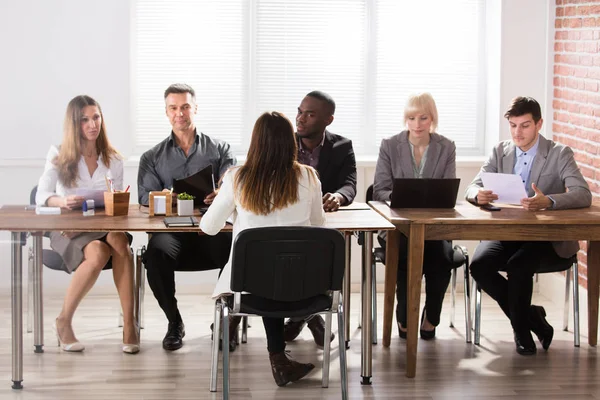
[[235, 111, 317, 215], [55, 95, 120, 187], [504, 96, 542, 123]]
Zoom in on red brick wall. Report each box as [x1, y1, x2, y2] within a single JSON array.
[[553, 0, 600, 288]]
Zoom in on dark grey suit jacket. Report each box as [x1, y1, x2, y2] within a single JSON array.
[[465, 135, 592, 257], [373, 130, 456, 202]]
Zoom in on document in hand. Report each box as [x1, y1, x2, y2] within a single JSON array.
[[480, 172, 528, 205], [163, 216, 199, 227], [172, 165, 215, 207], [75, 188, 106, 207]]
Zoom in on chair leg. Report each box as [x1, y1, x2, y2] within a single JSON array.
[[222, 304, 230, 400], [463, 257, 472, 343], [209, 301, 222, 393], [573, 262, 580, 347], [450, 267, 457, 328], [337, 304, 349, 400], [136, 246, 146, 330], [27, 246, 33, 334], [474, 280, 482, 346], [563, 268, 571, 331], [241, 316, 248, 344], [371, 260, 378, 344], [322, 312, 333, 388]]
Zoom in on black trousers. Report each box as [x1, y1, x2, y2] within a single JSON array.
[[378, 235, 454, 327], [263, 317, 285, 353], [470, 240, 566, 334], [144, 232, 232, 324]]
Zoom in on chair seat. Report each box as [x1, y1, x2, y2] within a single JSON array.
[[238, 294, 332, 318], [536, 254, 578, 273]]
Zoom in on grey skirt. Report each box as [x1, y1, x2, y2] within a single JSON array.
[[49, 232, 110, 273]]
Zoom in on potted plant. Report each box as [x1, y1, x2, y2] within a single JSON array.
[[177, 192, 195, 216]]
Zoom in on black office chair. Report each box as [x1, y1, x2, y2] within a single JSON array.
[[473, 254, 580, 346], [26, 186, 142, 332], [366, 184, 472, 343], [210, 226, 348, 400]]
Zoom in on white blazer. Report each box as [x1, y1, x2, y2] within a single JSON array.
[[200, 166, 326, 299], [36, 145, 123, 206]]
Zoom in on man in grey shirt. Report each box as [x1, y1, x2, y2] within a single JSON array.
[[138, 83, 236, 351]]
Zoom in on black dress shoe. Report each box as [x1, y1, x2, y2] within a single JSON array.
[[163, 321, 185, 351], [307, 315, 335, 348], [514, 330, 537, 356], [529, 305, 554, 351], [283, 319, 307, 342]]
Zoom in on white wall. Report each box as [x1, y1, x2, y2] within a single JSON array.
[[0, 0, 554, 293]]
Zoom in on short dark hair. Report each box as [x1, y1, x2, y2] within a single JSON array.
[[504, 96, 542, 123], [306, 90, 336, 115], [164, 83, 196, 101]]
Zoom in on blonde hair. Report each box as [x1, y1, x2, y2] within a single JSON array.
[[55, 95, 120, 188], [235, 111, 317, 215], [403, 92, 439, 133]]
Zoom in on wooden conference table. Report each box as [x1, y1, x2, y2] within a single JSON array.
[[369, 201, 600, 378], [0, 203, 393, 389]]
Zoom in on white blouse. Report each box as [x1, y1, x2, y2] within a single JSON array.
[[36, 145, 124, 206], [200, 165, 326, 298]]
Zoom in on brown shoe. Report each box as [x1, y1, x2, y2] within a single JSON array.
[[283, 319, 307, 342], [268, 351, 315, 387], [307, 315, 335, 348]]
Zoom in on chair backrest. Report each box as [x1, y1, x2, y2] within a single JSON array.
[[30, 185, 38, 205], [230, 226, 345, 302], [366, 184, 374, 203]]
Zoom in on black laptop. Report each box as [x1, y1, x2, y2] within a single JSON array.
[[390, 178, 460, 208]]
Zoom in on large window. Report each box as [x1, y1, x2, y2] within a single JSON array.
[[135, 0, 485, 157]]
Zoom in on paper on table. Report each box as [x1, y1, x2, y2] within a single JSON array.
[[481, 172, 528, 205], [75, 188, 106, 207]]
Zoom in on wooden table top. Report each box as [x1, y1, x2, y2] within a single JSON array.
[[369, 201, 600, 226], [0, 204, 395, 233]]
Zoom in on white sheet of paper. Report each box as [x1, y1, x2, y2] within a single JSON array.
[[154, 196, 166, 214], [75, 188, 106, 207], [481, 172, 528, 205]]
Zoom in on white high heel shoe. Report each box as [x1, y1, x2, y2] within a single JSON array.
[[122, 329, 140, 354], [53, 320, 85, 352]]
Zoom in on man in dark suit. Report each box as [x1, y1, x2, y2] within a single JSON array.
[[466, 96, 591, 355], [284, 90, 357, 346]]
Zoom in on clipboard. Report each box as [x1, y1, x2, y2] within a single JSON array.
[[172, 165, 215, 207]]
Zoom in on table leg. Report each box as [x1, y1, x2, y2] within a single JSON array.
[[11, 232, 23, 389], [343, 233, 351, 349], [406, 224, 424, 378], [33, 235, 44, 353], [360, 231, 373, 385], [587, 241, 599, 346], [382, 229, 400, 347]]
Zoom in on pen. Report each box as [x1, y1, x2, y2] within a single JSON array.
[[211, 173, 216, 192], [124, 185, 130, 193], [104, 176, 111, 191]]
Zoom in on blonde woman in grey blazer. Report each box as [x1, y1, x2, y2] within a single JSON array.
[[373, 93, 456, 340], [466, 97, 591, 356]]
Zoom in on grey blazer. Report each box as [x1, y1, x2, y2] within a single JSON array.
[[373, 131, 456, 242], [465, 135, 592, 257], [373, 130, 456, 202]]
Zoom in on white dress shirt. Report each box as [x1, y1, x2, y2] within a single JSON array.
[[200, 166, 326, 299], [36, 145, 124, 206]]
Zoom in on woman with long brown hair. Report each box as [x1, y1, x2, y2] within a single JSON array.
[[36, 95, 139, 354], [201, 111, 325, 387]]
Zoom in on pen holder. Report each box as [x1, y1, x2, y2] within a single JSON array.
[[104, 191, 130, 216]]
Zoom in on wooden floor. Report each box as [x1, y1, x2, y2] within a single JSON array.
[[0, 291, 598, 399]]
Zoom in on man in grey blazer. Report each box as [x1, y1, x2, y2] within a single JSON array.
[[466, 96, 591, 355]]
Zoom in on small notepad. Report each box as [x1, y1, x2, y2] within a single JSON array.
[[163, 216, 199, 227]]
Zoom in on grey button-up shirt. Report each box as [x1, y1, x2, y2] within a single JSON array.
[[137, 130, 237, 205]]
